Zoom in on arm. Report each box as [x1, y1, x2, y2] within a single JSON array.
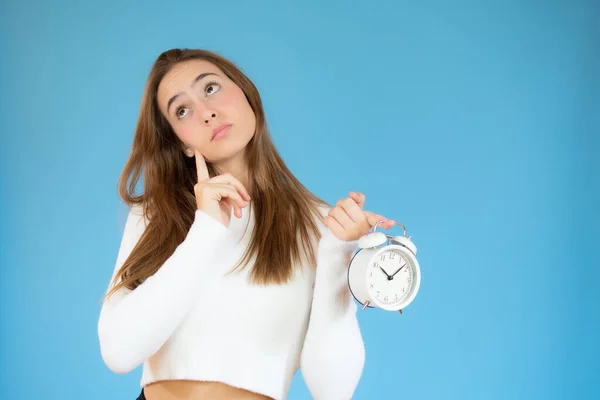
[[300, 228, 366, 400], [97, 205, 232, 374]]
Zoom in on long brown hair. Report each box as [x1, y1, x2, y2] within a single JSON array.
[[105, 49, 328, 299]]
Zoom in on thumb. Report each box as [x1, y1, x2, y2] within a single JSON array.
[[364, 211, 394, 229]]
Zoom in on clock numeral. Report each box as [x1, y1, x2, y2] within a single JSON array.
[[384, 296, 389, 302], [369, 284, 374, 289], [395, 293, 399, 300], [390, 253, 395, 259], [376, 291, 380, 298], [380, 255, 386, 262]]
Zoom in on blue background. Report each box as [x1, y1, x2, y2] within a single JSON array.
[[1, 0, 598, 399]]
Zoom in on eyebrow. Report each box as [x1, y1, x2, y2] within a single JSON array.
[[166, 72, 218, 115]]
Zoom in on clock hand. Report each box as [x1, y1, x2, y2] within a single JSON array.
[[390, 263, 406, 278], [379, 266, 392, 279]]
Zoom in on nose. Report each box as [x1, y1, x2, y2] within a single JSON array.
[[203, 109, 218, 124]]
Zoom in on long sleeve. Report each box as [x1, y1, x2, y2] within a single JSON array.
[[300, 228, 366, 400], [97, 205, 233, 374]]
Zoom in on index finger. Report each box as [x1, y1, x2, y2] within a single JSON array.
[[349, 192, 366, 209], [194, 149, 209, 182]]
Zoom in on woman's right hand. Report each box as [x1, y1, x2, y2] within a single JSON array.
[[193, 149, 251, 226]]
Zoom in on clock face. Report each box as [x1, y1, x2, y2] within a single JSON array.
[[366, 248, 414, 308]]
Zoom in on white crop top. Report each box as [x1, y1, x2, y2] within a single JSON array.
[[97, 202, 365, 400]]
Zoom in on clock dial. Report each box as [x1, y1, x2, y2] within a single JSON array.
[[367, 249, 413, 307]]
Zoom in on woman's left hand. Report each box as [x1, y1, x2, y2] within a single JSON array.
[[323, 192, 395, 242]]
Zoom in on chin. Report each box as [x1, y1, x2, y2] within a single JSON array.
[[206, 137, 253, 165]]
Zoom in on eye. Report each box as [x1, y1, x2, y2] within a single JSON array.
[[175, 106, 189, 120], [204, 81, 221, 96]]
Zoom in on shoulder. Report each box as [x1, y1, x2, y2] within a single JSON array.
[[127, 202, 148, 224], [315, 203, 332, 217], [119, 202, 150, 241], [312, 202, 332, 237]]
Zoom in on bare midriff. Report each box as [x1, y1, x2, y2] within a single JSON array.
[[143, 380, 274, 400]]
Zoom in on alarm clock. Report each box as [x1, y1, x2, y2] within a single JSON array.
[[348, 220, 421, 314]]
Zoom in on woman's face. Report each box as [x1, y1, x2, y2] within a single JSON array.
[[157, 59, 256, 164]]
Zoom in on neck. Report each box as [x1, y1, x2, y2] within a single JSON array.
[[214, 151, 251, 192]]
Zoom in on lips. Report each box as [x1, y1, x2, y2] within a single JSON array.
[[212, 124, 232, 140]]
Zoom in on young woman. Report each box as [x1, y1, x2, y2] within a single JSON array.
[[97, 48, 395, 400]]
